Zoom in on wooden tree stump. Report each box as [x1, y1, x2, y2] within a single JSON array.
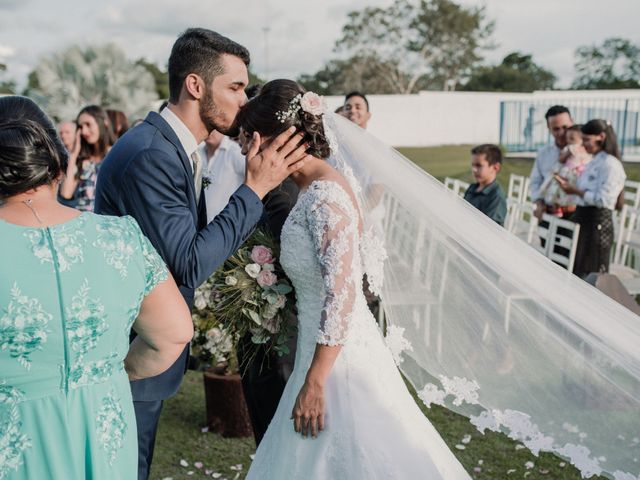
[[203, 370, 254, 438]]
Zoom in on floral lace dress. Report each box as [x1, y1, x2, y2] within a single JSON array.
[[0, 213, 167, 480], [246, 180, 470, 479]]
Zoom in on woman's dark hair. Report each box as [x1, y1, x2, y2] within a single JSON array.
[[235, 79, 331, 159], [106, 108, 129, 138], [0, 96, 68, 199], [168, 28, 250, 103], [581, 119, 621, 159], [567, 124, 583, 134], [75, 105, 114, 178]]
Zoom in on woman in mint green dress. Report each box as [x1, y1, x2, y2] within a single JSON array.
[[0, 96, 194, 479]]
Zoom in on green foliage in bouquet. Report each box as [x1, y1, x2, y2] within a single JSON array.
[[192, 229, 296, 373]]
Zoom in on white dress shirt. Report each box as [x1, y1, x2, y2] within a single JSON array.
[[160, 106, 201, 175], [530, 143, 560, 202], [201, 136, 246, 222], [576, 151, 626, 209]]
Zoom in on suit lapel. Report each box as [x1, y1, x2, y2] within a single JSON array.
[[144, 112, 197, 205]]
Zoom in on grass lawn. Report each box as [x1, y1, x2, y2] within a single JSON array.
[[150, 145, 621, 480]]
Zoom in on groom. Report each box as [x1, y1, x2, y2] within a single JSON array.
[[95, 28, 309, 480]]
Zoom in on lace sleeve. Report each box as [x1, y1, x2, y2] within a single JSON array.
[[307, 191, 359, 346]]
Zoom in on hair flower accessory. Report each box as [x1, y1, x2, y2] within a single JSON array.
[[275, 91, 325, 123], [300, 91, 325, 116], [275, 94, 302, 123]]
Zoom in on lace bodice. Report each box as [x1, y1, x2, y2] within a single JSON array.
[[250, 183, 472, 480], [280, 180, 365, 350]]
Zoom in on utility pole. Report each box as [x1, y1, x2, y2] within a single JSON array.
[[263, 27, 270, 80]]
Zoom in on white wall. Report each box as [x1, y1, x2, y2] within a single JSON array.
[[325, 89, 640, 148]]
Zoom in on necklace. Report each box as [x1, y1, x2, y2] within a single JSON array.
[[22, 198, 44, 225]]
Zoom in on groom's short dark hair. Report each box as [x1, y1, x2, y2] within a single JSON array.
[[168, 28, 250, 103]]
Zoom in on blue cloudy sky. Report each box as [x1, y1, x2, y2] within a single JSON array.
[[0, 0, 638, 90]]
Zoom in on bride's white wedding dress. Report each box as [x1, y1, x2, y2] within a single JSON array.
[[246, 179, 470, 479]]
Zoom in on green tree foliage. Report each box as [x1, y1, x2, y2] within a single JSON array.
[[0, 63, 16, 94], [332, 0, 494, 93], [25, 44, 158, 121], [135, 58, 169, 100], [462, 52, 556, 92], [572, 37, 640, 89], [134, 58, 264, 101], [298, 54, 419, 95]]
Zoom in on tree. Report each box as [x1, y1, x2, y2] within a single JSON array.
[[572, 37, 640, 89], [298, 54, 419, 95], [0, 63, 16, 94], [134, 58, 264, 101], [136, 58, 169, 100], [461, 52, 556, 92], [25, 44, 158, 121], [334, 0, 494, 93]]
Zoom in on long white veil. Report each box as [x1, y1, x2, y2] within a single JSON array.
[[323, 112, 640, 479]]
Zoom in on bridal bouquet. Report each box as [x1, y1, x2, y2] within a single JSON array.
[[192, 229, 296, 372]]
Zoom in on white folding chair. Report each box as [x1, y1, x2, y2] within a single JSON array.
[[378, 199, 449, 356], [542, 215, 580, 272], [443, 177, 456, 191], [506, 202, 539, 245], [623, 180, 640, 208], [454, 179, 470, 198], [507, 174, 527, 204], [443, 177, 470, 198], [610, 205, 640, 294]]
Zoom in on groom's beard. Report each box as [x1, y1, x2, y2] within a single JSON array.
[[200, 89, 236, 136]]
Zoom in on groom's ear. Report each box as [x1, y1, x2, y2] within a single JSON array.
[[184, 73, 204, 101]]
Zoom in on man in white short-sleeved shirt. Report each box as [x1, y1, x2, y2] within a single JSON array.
[[530, 105, 573, 219]]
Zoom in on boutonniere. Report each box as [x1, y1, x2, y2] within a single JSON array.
[[202, 175, 212, 189]]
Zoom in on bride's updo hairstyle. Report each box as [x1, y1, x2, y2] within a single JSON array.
[[236, 79, 331, 159], [0, 96, 68, 199]]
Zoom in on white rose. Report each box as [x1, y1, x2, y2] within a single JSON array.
[[194, 294, 207, 310], [225, 275, 238, 286], [245, 263, 261, 278]]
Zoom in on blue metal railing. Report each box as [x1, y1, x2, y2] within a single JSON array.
[[499, 97, 640, 159]]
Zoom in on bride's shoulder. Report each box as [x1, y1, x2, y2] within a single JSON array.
[[306, 176, 354, 206]]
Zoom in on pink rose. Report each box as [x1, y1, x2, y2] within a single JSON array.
[[257, 269, 277, 287], [300, 92, 324, 116], [251, 245, 274, 265]]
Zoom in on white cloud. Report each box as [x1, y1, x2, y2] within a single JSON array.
[[0, 44, 15, 61], [0, 0, 639, 91]]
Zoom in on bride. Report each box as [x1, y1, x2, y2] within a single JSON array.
[[237, 79, 471, 479]]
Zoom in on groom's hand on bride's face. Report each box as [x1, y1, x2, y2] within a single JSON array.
[[244, 127, 309, 199]]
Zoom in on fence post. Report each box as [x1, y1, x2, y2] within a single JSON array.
[[621, 99, 630, 159], [499, 101, 505, 148]]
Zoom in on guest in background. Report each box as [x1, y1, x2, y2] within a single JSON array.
[[201, 129, 246, 222], [530, 105, 574, 219], [107, 108, 130, 139], [556, 119, 626, 278], [344, 91, 371, 129], [463, 144, 507, 226], [0, 95, 193, 480], [59, 105, 114, 211], [541, 125, 591, 216], [57, 120, 76, 152]]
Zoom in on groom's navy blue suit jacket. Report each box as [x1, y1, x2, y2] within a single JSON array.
[[95, 111, 263, 401]]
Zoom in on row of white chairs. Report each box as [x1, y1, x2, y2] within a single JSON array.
[[443, 175, 580, 271]]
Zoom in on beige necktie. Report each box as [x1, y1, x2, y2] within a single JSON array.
[[191, 150, 203, 204]]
